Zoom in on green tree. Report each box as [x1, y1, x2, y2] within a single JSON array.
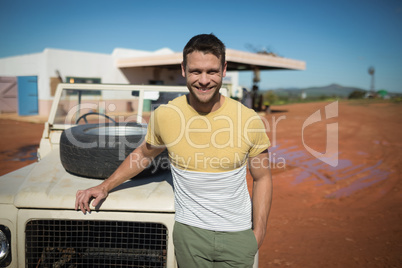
[[348, 90, 366, 99], [263, 90, 278, 105]]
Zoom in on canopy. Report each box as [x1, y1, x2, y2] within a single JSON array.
[[116, 48, 305, 71]]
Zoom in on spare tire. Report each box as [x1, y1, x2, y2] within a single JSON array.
[[59, 123, 169, 179]]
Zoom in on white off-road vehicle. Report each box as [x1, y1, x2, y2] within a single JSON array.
[[0, 83, 258, 267]]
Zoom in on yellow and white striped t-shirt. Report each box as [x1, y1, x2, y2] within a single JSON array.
[[146, 95, 270, 231]]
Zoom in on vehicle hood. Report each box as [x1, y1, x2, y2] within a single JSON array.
[[2, 150, 175, 212]]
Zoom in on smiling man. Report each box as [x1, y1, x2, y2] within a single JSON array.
[[182, 36, 226, 113], [75, 34, 272, 267]]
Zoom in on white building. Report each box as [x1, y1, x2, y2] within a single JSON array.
[[0, 47, 305, 116]]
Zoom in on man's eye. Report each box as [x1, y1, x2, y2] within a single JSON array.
[[208, 70, 220, 75]]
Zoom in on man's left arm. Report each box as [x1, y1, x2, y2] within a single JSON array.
[[249, 149, 273, 248]]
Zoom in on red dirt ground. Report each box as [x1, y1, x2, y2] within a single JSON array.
[[1, 100, 401, 267]]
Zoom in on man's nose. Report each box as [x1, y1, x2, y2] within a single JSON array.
[[199, 72, 210, 86]]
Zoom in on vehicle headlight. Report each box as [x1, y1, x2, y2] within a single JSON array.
[[0, 228, 10, 263]]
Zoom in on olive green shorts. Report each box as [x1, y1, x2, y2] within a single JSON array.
[[173, 221, 258, 268]]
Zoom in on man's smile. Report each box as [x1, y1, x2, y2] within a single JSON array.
[[195, 86, 214, 92]]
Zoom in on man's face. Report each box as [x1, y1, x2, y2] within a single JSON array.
[[182, 51, 227, 106]]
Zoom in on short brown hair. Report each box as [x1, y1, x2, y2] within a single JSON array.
[[183, 33, 226, 68]]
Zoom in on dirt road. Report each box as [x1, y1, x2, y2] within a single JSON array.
[[1, 100, 401, 267], [0, 119, 43, 175]]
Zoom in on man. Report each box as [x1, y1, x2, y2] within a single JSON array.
[[75, 34, 272, 267]]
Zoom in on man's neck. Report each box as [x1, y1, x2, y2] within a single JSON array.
[[187, 94, 224, 114]]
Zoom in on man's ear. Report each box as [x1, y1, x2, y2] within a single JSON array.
[[181, 62, 186, 77], [222, 61, 227, 77]]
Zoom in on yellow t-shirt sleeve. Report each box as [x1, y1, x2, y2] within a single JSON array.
[[145, 108, 164, 146], [247, 114, 270, 157]]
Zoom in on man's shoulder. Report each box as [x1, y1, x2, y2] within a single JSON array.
[[169, 94, 187, 105], [159, 95, 187, 109], [154, 95, 187, 117], [224, 97, 257, 117]]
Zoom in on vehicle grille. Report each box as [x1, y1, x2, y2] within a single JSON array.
[[25, 220, 168, 267]]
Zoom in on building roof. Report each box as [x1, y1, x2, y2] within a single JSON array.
[[115, 48, 305, 71]]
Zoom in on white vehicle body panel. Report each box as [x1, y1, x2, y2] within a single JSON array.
[[12, 150, 175, 212]]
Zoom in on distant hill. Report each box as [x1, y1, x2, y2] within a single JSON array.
[[266, 84, 367, 99], [303, 84, 366, 98]]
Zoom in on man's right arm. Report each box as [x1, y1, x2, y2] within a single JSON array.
[[75, 141, 166, 214]]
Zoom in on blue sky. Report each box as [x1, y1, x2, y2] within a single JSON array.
[[1, 0, 401, 92]]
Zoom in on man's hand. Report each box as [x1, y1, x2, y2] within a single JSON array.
[[253, 228, 266, 249], [74, 141, 166, 214], [75, 185, 108, 214]]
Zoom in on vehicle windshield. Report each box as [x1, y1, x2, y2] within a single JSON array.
[[52, 87, 187, 126]]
